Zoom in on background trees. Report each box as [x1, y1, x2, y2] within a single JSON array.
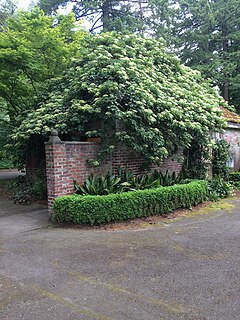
[[0, 6, 85, 166], [0, 0, 16, 27], [0, 1, 238, 168], [169, 0, 240, 111], [39, 0, 150, 32], [37, 0, 240, 110], [0, 7, 85, 125]]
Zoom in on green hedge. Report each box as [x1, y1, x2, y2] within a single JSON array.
[[52, 180, 208, 225]]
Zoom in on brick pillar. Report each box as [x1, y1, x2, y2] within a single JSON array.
[[45, 130, 72, 213]]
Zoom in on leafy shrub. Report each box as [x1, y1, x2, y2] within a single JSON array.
[[6, 173, 47, 204], [53, 180, 208, 225], [212, 139, 231, 179], [0, 126, 15, 169], [30, 174, 47, 200], [0, 159, 14, 169], [208, 177, 233, 201], [74, 168, 184, 195], [116, 167, 162, 191], [74, 173, 121, 195], [151, 170, 183, 187], [182, 141, 211, 179], [229, 172, 240, 182], [228, 172, 240, 189]]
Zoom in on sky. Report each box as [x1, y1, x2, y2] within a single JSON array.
[[17, 0, 37, 10], [17, 0, 73, 14]]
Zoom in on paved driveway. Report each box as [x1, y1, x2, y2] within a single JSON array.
[[0, 170, 48, 236], [0, 169, 25, 180], [0, 188, 240, 319]]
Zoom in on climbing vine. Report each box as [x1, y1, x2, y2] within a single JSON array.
[[12, 32, 227, 164]]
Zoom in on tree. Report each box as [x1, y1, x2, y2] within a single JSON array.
[[0, 7, 85, 125], [38, 0, 149, 33], [0, 0, 17, 28], [13, 32, 226, 165], [167, 0, 240, 110], [0, 7, 86, 167]]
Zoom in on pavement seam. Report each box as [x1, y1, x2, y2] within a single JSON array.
[[67, 270, 186, 315], [30, 284, 112, 320], [0, 273, 111, 320], [0, 226, 49, 238]]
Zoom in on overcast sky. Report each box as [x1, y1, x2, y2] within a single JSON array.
[[17, 0, 37, 10]]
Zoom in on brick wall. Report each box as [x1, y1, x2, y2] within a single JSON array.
[[45, 131, 183, 211]]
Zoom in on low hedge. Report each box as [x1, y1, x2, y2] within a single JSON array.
[[52, 180, 208, 225]]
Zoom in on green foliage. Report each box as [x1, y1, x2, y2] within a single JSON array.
[[0, 7, 85, 164], [0, 0, 16, 28], [212, 140, 231, 179], [151, 169, 183, 187], [0, 159, 14, 169], [183, 140, 211, 179], [229, 172, 240, 182], [208, 177, 233, 201], [228, 172, 240, 189], [39, 0, 147, 33], [117, 166, 134, 183], [14, 32, 226, 165], [39, 0, 240, 109], [0, 7, 85, 122], [118, 169, 184, 191], [167, 0, 240, 109], [0, 119, 14, 168], [53, 180, 208, 225], [6, 172, 47, 204], [74, 173, 121, 195], [74, 168, 184, 195]]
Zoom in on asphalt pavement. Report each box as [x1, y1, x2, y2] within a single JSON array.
[[0, 172, 240, 320], [0, 170, 48, 236]]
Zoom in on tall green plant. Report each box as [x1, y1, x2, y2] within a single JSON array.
[[212, 139, 231, 179], [74, 173, 121, 195], [74, 168, 185, 195], [182, 140, 211, 179]]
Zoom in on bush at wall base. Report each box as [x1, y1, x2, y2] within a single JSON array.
[[52, 181, 208, 225], [228, 172, 240, 189], [208, 176, 233, 201]]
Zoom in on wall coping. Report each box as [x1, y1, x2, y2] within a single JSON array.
[[45, 130, 101, 146], [63, 141, 100, 145], [45, 140, 100, 146], [226, 122, 240, 129]]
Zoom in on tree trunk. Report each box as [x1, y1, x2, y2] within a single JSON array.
[[222, 23, 229, 101], [102, 0, 110, 30], [222, 80, 229, 101]]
